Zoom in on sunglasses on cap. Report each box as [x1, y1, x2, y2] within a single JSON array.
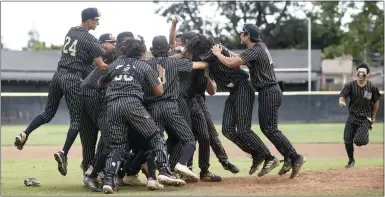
[[239, 25, 250, 35]]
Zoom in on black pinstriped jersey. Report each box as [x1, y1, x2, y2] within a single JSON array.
[[57, 26, 105, 72], [144, 57, 192, 103], [239, 42, 277, 90], [199, 48, 249, 91], [81, 54, 120, 89], [104, 57, 160, 102], [340, 80, 382, 122]]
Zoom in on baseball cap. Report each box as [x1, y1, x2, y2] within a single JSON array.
[[181, 32, 197, 45], [99, 33, 116, 43], [81, 8, 102, 21], [152, 35, 169, 50], [240, 24, 260, 39], [117, 32, 134, 43]]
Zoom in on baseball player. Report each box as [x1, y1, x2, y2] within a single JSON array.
[[14, 7, 108, 176], [82, 32, 149, 189], [180, 31, 240, 176], [98, 38, 185, 193], [211, 23, 306, 179], [143, 35, 210, 181], [79, 33, 117, 178], [339, 63, 381, 168], [185, 34, 279, 177]]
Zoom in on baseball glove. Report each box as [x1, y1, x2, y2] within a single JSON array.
[[24, 178, 40, 187]]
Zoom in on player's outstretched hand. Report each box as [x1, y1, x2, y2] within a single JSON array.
[[339, 100, 346, 108], [211, 44, 222, 56]]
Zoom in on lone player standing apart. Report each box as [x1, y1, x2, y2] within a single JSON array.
[[14, 8, 108, 176], [212, 23, 306, 179], [339, 63, 381, 168]]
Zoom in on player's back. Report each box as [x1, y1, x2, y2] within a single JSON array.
[[57, 26, 102, 72], [144, 57, 181, 102], [105, 57, 153, 102]]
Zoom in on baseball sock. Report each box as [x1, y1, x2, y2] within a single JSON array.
[[90, 153, 107, 178], [178, 144, 195, 165], [24, 115, 45, 136], [345, 143, 354, 160], [62, 129, 78, 156]]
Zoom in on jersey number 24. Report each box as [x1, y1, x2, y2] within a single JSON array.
[[63, 36, 78, 57]]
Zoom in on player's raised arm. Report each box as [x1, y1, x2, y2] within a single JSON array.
[[169, 16, 179, 51]]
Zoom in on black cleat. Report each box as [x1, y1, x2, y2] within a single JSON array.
[[257, 157, 280, 177], [102, 175, 119, 194], [278, 158, 292, 175], [14, 132, 28, 150], [84, 177, 102, 192], [249, 156, 264, 175], [54, 151, 68, 176], [345, 159, 355, 169], [200, 171, 223, 182], [290, 155, 306, 179], [222, 161, 240, 174]]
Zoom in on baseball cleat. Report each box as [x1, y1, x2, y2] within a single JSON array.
[[174, 163, 199, 181], [290, 155, 307, 179], [147, 178, 164, 190], [222, 161, 240, 174], [158, 173, 186, 187], [54, 151, 68, 176], [102, 176, 118, 194], [200, 171, 223, 182], [14, 132, 27, 150], [82, 174, 87, 187], [257, 157, 280, 177], [345, 159, 355, 169], [85, 165, 93, 176], [278, 158, 292, 175], [249, 156, 264, 175], [84, 177, 102, 192], [122, 174, 146, 186]]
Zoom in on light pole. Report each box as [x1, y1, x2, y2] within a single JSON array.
[[307, 17, 312, 92]]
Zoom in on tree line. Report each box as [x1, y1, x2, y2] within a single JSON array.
[[154, 1, 384, 63]]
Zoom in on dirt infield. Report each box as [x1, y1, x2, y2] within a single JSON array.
[[2, 143, 383, 159], [186, 166, 384, 195], [2, 143, 383, 195]]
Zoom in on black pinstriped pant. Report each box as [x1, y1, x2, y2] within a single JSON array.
[[79, 88, 106, 170], [147, 99, 196, 170], [106, 97, 168, 166], [343, 118, 371, 146], [41, 68, 83, 132], [222, 80, 270, 158], [175, 95, 211, 171], [196, 95, 229, 163], [257, 84, 297, 159]]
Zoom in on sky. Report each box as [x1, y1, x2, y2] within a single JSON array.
[[0, 2, 370, 51], [1, 2, 182, 51]]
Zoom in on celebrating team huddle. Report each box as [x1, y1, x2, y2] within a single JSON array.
[[14, 7, 321, 194]]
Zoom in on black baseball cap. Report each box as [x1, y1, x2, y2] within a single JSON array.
[[81, 8, 102, 21], [117, 32, 134, 43], [152, 35, 168, 50], [240, 24, 260, 39], [181, 32, 197, 45], [99, 33, 116, 43]]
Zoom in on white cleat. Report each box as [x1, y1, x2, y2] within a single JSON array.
[[116, 177, 125, 186], [174, 163, 199, 181], [146, 178, 164, 190], [123, 174, 146, 186], [158, 174, 186, 187]]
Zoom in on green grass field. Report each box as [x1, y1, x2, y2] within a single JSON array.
[[1, 123, 384, 196]]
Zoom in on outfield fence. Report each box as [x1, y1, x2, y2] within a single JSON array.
[[1, 91, 384, 125]]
